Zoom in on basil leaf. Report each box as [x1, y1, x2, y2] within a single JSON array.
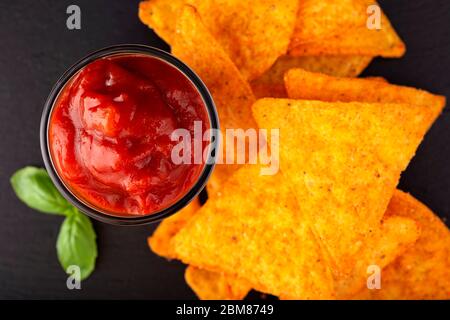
[[10, 166, 71, 215], [57, 209, 97, 280]]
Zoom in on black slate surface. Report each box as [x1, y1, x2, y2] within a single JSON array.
[[0, 0, 448, 299]]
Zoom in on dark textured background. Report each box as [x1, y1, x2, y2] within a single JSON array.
[[0, 0, 448, 299]]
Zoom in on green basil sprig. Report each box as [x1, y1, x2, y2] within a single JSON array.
[[11, 167, 97, 280]]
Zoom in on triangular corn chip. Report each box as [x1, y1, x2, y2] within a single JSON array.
[[196, 212, 420, 300], [150, 198, 252, 300], [148, 198, 201, 259], [172, 5, 258, 195], [334, 213, 419, 297], [252, 99, 436, 272], [289, 0, 405, 57], [149, 191, 251, 300], [148, 7, 260, 296], [353, 190, 450, 299], [280, 190, 420, 299], [138, 0, 184, 44], [181, 192, 420, 299], [174, 165, 336, 299], [185, 266, 252, 300], [186, 0, 299, 80], [251, 55, 373, 98], [285, 69, 446, 121], [139, 0, 299, 81]]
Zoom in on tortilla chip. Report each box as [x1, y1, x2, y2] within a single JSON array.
[[289, 0, 405, 57], [185, 266, 252, 300], [150, 200, 252, 300], [353, 190, 450, 300], [285, 69, 446, 121], [185, 0, 299, 81], [172, 5, 258, 196], [148, 198, 201, 259], [280, 190, 420, 300], [140, 0, 299, 80], [182, 193, 420, 300], [138, 0, 184, 43], [171, 4, 258, 129], [207, 170, 234, 198], [174, 164, 336, 299], [150, 7, 259, 294], [363, 76, 387, 82], [335, 214, 420, 297], [252, 99, 436, 274], [250, 55, 373, 98]]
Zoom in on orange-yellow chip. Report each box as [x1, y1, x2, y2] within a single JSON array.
[[147, 7, 260, 296], [148, 198, 201, 259], [174, 164, 336, 299], [250, 55, 373, 99], [140, 0, 299, 81], [186, 0, 299, 81], [285, 68, 446, 122], [289, 0, 366, 49], [288, 0, 405, 57], [177, 193, 420, 299], [252, 98, 436, 274], [363, 76, 387, 82], [138, 0, 184, 44], [149, 191, 250, 300], [334, 213, 419, 297], [280, 189, 420, 300], [185, 266, 252, 300], [172, 5, 258, 196], [353, 190, 450, 300]]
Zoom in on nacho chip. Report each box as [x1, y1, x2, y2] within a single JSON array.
[[172, 5, 258, 196], [289, 0, 405, 57], [140, 1, 299, 80], [138, 0, 184, 43], [174, 164, 336, 299], [154, 7, 260, 295], [150, 197, 251, 299], [363, 76, 387, 82], [250, 55, 373, 98], [289, 0, 365, 46], [206, 171, 231, 198], [185, 266, 252, 300], [252, 99, 436, 274], [280, 190, 420, 300], [285, 69, 446, 122], [353, 190, 450, 300], [185, 0, 299, 81], [334, 214, 419, 297], [148, 198, 201, 259], [180, 196, 418, 299], [149, 189, 250, 300]]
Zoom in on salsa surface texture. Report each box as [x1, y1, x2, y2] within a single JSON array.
[[49, 54, 209, 216]]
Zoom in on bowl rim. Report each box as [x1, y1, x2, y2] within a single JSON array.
[[40, 44, 219, 226]]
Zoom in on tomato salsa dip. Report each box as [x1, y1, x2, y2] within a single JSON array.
[[44, 46, 216, 220]]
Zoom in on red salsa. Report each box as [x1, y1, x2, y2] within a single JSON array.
[[49, 54, 210, 216]]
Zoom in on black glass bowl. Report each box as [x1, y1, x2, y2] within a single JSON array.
[[40, 44, 218, 226]]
